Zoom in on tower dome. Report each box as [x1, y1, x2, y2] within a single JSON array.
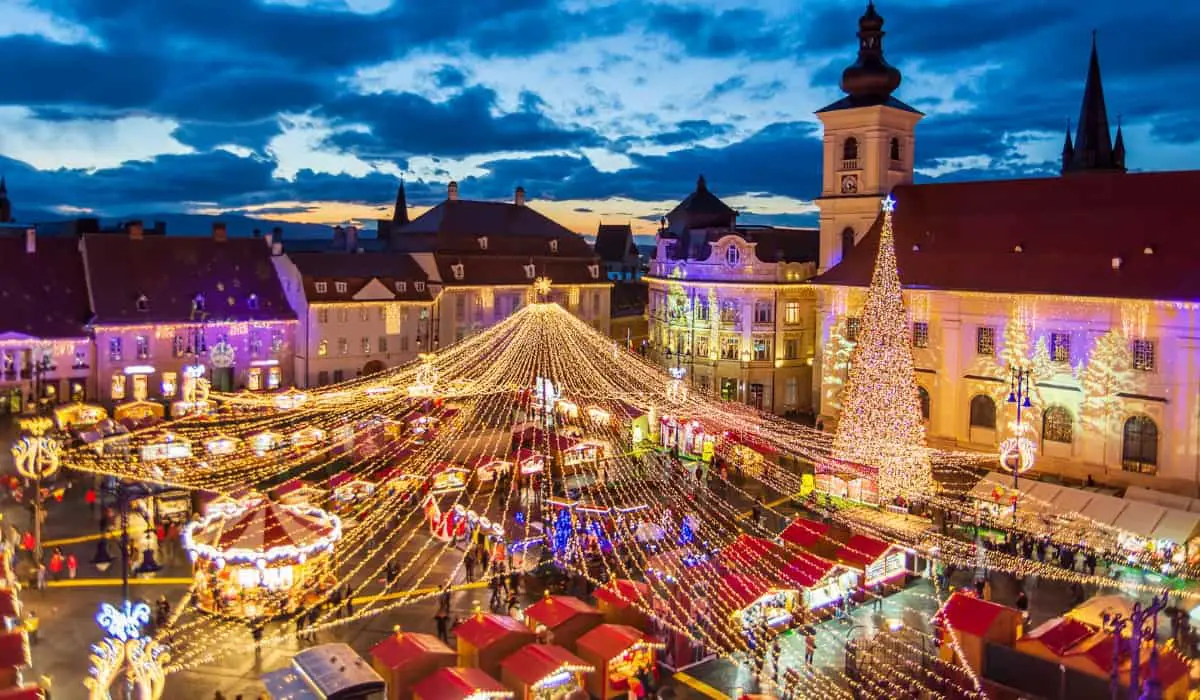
[[839, 2, 902, 101]]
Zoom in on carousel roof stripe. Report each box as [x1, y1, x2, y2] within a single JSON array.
[[413, 667, 511, 700], [212, 501, 334, 550], [524, 595, 601, 629], [576, 624, 647, 660], [499, 644, 592, 685]]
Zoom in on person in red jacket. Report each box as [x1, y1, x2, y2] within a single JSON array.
[[48, 548, 64, 580], [20, 531, 34, 555]]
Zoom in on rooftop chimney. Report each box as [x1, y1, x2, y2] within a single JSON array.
[[447, 181, 459, 201], [271, 241, 283, 256], [515, 186, 526, 206], [24, 227, 35, 254], [264, 230, 274, 247], [345, 226, 359, 253], [127, 220, 144, 240], [212, 221, 227, 242], [252, 228, 261, 238]]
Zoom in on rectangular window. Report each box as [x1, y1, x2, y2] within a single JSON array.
[[249, 335, 263, 358], [337, 309, 348, 323], [976, 326, 995, 356], [1050, 332, 1071, 363], [719, 301, 739, 325], [335, 282, 347, 293], [317, 370, 329, 385], [593, 291, 601, 314], [753, 337, 771, 361], [247, 368, 263, 391], [721, 336, 740, 360], [359, 308, 370, 322], [271, 332, 284, 354], [414, 281, 425, 292], [695, 337, 709, 358], [754, 302, 773, 324], [720, 378, 737, 401], [267, 366, 281, 389], [111, 374, 126, 400], [317, 308, 329, 323], [396, 281, 407, 293], [338, 338, 348, 355], [846, 317, 861, 343], [314, 282, 327, 294], [361, 337, 371, 354], [784, 301, 801, 325], [912, 322, 929, 349], [172, 336, 186, 358], [109, 338, 122, 362], [135, 335, 149, 360], [400, 335, 409, 352], [455, 295, 466, 321], [317, 340, 328, 357], [1132, 339, 1155, 372], [378, 337, 388, 353], [785, 378, 798, 406], [784, 339, 799, 360], [332, 369, 344, 383], [695, 298, 709, 321], [161, 372, 177, 398], [377, 307, 386, 321]]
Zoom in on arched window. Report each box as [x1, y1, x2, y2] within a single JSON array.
[[1042, 405, 1074, 444], [969, 395, 996, 429], [1122, 415, 1159, 473], [842, 137, 859, 162], [841, 228, 855, 260], [890, 137, 902, 162], [917, 386, 931, 421]]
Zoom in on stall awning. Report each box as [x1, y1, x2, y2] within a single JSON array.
[[1125, 486, 1195, 512], [718, 574, 773, 610], [1078, 494, 1129, 526], [1112, 501, 1167, 540], [780, 518, 829, 549], [719, 534, 787, 567], [576, 624, 647, 661], [1047, 487, 1094, 517], [413, 667, 512, 700], [780, 552, 838, 588], [720, 431, 778, 455], [1021, 481, 1065, 513], [594, 579, 650, 610], [966, 472, 1017, 503], [1150, 509, 1200, 546], [370, 632, 453, 671], [500, 644, 593, 686], [524, 596, 601, 630], [835, 534, 896, 569]]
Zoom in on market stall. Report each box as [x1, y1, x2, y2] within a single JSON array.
[[523, 595, 603, 650], [657, 417, 713, 459], [717, 431, 778, 478], [371, 630, 457, 700], [562, 441, 606, 469], [834, 535, 909, 589], [513, 450, 546, 476], [139, 431, 193, 462], [431, 464, 469, 494], [113, 400, 165, 425], [262, 642, 384, 700], [204, 434, 242, 457], [576, 624, 663, 700], [53, 402, 107, 430], [593, 579, 652, 629], [812, 472, 879, 506], [499, 644, 594, 700], [472, 456, 513, 486], [330, 472, 375, 504], [781, 552, 858, 612], [0, 628, 29, 687], [455, 613, 537, 679], [780, 517, 834, 554], [183, 499, 341, 618], [413, 667, 513, 700]]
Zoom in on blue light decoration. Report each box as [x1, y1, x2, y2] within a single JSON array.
[[585, 519, 612, 553], [514, 510, 525, 525], [96, 600, 152, 642], [881, 193, 897, 214], [552, 507, 573, 556], [678, 516, 695, 546]]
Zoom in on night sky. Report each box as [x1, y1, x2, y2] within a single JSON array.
[[0, 0, 1196, 236]]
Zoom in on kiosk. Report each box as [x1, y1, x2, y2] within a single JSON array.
[[576, 624, 664, 700], [593, 579, 652, 630], [522, 595, 604, 651], [455, 613, 537, 680], [499, 644, 594, 700], [371, 630, 456, 700], [413, 667, 512, 700]]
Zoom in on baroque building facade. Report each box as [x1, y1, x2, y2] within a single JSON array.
[[812, 5, 1200, 492]]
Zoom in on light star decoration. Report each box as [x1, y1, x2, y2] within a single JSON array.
[[881, 194, 896, 214], [533, 277, 553, 298], [96, 600, 152, 642]]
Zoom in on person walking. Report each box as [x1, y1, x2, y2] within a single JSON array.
[[35, 562, 46, 591], [66, 552, 77, 579], [804, 629, 816, 666], [464, 551, 475, 583], [48, 549, 63, 581], [434, 609, 450, 644]]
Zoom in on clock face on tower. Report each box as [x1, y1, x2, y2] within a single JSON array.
[[841, 175, 858, 194]]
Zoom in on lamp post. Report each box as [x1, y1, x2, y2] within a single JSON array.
[[1103, 591, 1168, 700], [1004, 366, 1033, 524], [12, 416, 59, 565]]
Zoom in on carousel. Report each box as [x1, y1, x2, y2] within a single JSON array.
[[182, 499, 342, 618]]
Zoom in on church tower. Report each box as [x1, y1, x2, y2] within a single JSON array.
[[814, 2, 923, 273], [1061, 33, 1126, 175], [0, 177, 11, 223]]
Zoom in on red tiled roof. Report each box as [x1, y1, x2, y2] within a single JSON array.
[[454, 614, 532, 649], [812, 171, 1200, 302], [779, 552, 838, 588], [576, 624, 647, 661], [780, 518, 828, 549], [412, 667, 510, 700], [289, 251, 434, 303], [835, 534, 895, 568], [933, 591, 1014, 638], [82, 235, 296, 324], [0, 236, 90, 338], [500, 644, 592, 686], [433, 254, 602, 287], [594, 579, 650, 610], [370, 632, 453, 670], [0, 630, 29, 668], [524, 596, 601, 629]]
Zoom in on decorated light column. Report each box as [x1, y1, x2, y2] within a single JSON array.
[[11, 416, 61, 563], [1001, 366, 1034, 524]]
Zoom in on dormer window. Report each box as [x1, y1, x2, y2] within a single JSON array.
[[414, 281, 426, 292], [523, 263, 537, 279], [315, 282, 328, 293], [192, 294, 206, 312], [335, 282, 347, 293], [395, 281, 407, 293], [451, 263, 465, 281], [135, 294, 149, 312], [477, 237, 488, 250], [725, 245, 740, 266], [588, 264, 600, 279], [549, 240, 559, 254], [247, 293, 260, 310]]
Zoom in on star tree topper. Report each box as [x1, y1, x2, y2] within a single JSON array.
[[533, 276, 554, 298], [881, 194, 896, 214]]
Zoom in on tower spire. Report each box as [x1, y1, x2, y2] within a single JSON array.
[[392, 179, 409, 226], [838, 1, 902, 102], [1064, 31, 1124, 174]]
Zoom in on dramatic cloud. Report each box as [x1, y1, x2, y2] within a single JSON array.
[[0, 0, 1196, 234]]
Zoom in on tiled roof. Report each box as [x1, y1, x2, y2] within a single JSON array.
[[524, 595, 601, 629], [812, 171, 1200, 302], [666, 176, 736, 232], [289, 251, 434, 302], [595, 224, 634, 261], [396, 199, 593, 256], [82, 235, 295, 324], [433, 254, 603, 287], [0, 235, 90, 338], [737, 226, 819, 264], [500, 644, 592, 685]]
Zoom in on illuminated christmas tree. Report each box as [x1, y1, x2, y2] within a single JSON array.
[[1080, 329, 1133, 434], [831, 195, 932, 501]]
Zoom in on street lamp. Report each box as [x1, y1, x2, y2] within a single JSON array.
[[11, 416, 60, 564], [1001, 366, 1034, 523], [1102, 591, 1168, 700]]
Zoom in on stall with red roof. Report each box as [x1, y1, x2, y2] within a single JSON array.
[[499, 644, 594, 700], [329, 471, 375, 504], [717, 535, 803, 628], [780, 517, 832, 553], [522, 595, 603, 650], [594, 579, 652, 629], [932, 592, 1021, 674], [455, 613, 537, 680], [717, 431, 777, 478], [0, 629, 29, 689], [780, 551, 859, 613], [835, 534, 908, 590], [658, 416, 714, 458], [371, 630, 457, 700], [576, 624, 664, 700], [430, 463, 470, 494], [413, 667, 513, 700], [471, 456, 513, 487]]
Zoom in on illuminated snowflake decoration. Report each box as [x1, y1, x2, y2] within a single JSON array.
[[998, 421, 1036, 475], [96, 600, 152, 642], [533, 276, 553, 298]]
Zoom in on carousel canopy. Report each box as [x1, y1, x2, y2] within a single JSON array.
[[371, 632, 454, 671], [413, 667, 512, 700], [500, 644, 592, 686], [188, 500, 337, 556], [524, 596, 601, 629], [576, 624, 647, 660]]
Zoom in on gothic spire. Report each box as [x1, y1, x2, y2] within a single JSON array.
[[1061, 120, 1074, 164], [392, 179, 409, 226], [1113, 117, 1126, 170], [1064, 32, 1124, 174]]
